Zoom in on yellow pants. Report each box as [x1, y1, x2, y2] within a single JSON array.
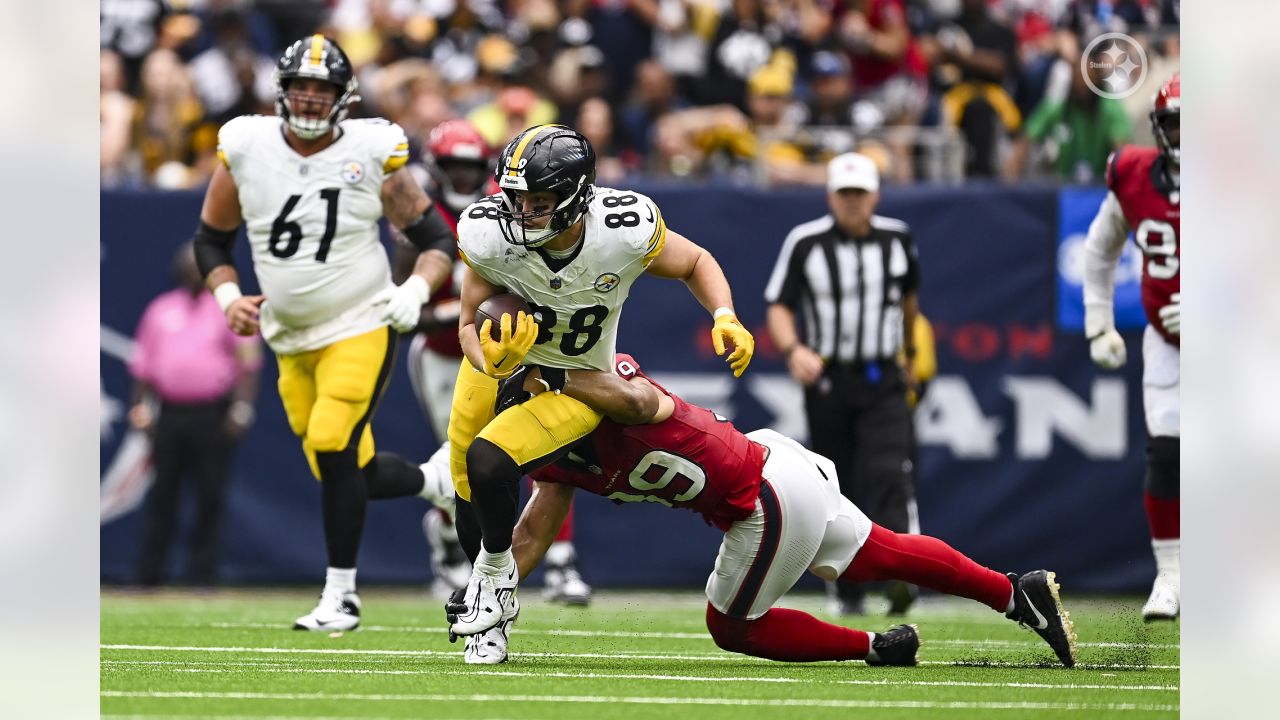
[[446, 361, 602, 501], [276, 326, 396, 479]]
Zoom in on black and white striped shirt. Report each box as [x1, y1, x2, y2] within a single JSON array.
[[764, 214, 919, 364]]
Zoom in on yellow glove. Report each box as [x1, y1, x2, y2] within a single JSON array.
[[478, 311, 538, 379], [711, 310, 754, 378]]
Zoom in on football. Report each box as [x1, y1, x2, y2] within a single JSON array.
[[475, 293, 532, 341]]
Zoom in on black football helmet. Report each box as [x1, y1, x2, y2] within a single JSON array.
[[273, 35, 359, 140], [494, 125, 596, 247]]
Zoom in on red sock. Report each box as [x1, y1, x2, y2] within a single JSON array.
[[706, 604, 870, 661], [1144, 493, 1179, 540], [554, 498, 574, 542], [842, 524, 1013, 613]]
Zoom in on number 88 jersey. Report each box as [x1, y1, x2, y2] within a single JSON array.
[[457, 186, 668, 371], [217, 115, 410, 353]]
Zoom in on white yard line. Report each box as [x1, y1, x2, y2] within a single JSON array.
[[101, 643, 1180, 670], [100, 690, 1177, 712], [206, 622, 1180, 650], [101, 659, 1177, 692]]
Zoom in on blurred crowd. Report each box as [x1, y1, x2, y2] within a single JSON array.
[[101, 0, 1179, 190]]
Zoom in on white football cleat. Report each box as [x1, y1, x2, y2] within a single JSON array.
[[293, 588, 361, 632], [449, 564, 518, 637], [424, 509, 472, 600], [544, 565, 592, 606], [464, 596, 519, 664], [1142, 572, 1180, 621]]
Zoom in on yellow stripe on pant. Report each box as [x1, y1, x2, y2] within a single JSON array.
[[446, 361, 602, 501], [276, 326, 396, 480]]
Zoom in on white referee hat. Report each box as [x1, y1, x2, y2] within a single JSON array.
[[827, 152, 879, 193]]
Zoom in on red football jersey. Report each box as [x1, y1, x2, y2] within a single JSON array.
[[420, 193, 464, 357], [529, 356, 765, 531], [1107, 146, 1181, 347]]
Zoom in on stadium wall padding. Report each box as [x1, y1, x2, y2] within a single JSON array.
[[101, 184, 1154, 593]]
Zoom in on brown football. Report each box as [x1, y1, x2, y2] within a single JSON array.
[[475, 293, 533, 341]]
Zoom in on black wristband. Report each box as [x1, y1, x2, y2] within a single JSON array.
[[193, 221, 238, 277], [401, 205, 456, 255]]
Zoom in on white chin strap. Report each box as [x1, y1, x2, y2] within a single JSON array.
[[515, 222, 560, 248]]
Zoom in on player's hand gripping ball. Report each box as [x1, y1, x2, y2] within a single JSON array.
[[476, 293, 538, 378]]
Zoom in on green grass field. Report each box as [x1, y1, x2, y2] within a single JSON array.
[[101, 588, 1178, 719]]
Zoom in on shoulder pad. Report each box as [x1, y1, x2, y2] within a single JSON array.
[[216, 115, 274, 170], [591, 188, 667, 263], [456, 195, 507, 267]]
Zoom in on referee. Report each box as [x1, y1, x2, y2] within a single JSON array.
[[764, 152, 921, 616]]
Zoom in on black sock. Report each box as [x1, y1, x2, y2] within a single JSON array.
[[315, 447, 367, 569], [453, 497, 483, 565], [466, 439, 522, 553], [363, 451, 425, 499]]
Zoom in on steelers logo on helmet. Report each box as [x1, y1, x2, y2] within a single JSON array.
[[494, 125, 597, 248], [273, 34, 360, 140]]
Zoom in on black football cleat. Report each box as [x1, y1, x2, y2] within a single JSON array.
[[865, 624, 919, 666], [1006, 570, 1078, 668]]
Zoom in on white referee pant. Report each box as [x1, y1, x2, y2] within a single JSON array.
[[706, 429, 873, 620]]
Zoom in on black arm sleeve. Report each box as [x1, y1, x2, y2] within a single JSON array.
[[400, 204, 456, 256], [193, 221, 238, 278]]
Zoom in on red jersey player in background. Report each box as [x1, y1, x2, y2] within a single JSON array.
[[1083, 73, 1181, 621], [391, 120, 592, 604], [445, 354, 1077, 668]]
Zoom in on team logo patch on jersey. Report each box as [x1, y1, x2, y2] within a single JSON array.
[[341, 161, 364, 184], [593, 273, 621, 292]]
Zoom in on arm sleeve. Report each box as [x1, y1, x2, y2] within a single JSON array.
[[1082, 190, 1131, 336]]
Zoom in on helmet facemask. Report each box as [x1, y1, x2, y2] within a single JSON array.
[[431, 158, 490, 213], [1151, 108, 1179, 166], [275, 73, 358, 140], [496, 178, 592, 248]]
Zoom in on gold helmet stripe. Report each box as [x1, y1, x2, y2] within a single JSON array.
[[505, 124, 558, 177], [309, 34, 325, 67]]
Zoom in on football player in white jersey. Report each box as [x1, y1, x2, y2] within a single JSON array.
[[443, 124, 756, 646], [192, 36, 458, 632]]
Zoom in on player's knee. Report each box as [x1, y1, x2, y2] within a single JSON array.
[[466, 439, 521, 493], [313, 445, 359, 482], [705, 604, 756, 656], [307, 397, 360, 453], [1145, 436, 1180, 498]]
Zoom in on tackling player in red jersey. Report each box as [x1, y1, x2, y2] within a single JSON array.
[[1083, 73, 1180, 621], [445, 354, 1078, 668]]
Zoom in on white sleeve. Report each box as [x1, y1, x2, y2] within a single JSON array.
[[1082, 191, 1130, 337]]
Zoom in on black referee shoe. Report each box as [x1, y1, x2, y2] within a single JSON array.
[[865, 624, 919, 666], [1005, 570, 1078, 668]]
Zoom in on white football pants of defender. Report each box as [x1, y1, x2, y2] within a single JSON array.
[[406, 334, 461, 444], [706, 429, 874, 620], [1142, 326, 1179, 438]]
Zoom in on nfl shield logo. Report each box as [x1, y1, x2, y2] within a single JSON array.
[[550, 277, 562, 290]]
